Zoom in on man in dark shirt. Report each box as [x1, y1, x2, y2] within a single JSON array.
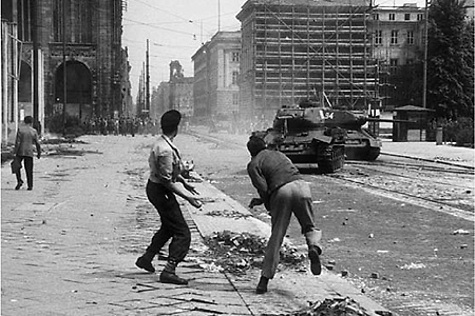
[[247, 136, 322, 294], [13, 116, 41, 190]]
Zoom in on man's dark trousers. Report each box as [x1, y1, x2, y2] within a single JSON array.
[[145, 180, 191, 262], [15, 156, 33, 189]]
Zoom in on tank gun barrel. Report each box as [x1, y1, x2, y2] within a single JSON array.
[[366, 118, 414, 124]]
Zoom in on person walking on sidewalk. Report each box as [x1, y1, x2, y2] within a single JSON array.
[[246, 135, 322, 294], [135, 110, 202, 285], [13, 116, 41, 191]]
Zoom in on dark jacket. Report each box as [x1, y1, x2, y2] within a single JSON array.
[[247, 149, 301, 204], [14, 125, 41, 157]]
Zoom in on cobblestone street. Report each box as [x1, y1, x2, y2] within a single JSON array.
[[2, 134, 391, 316]]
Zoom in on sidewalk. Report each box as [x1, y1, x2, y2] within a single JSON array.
[[1, 135, 393, 316], [380, 140, 474, 169]]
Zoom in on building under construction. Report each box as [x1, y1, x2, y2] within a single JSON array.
[[236, 0, 375, 120]]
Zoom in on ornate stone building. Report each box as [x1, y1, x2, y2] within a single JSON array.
[[150, 61, 194, 121], [1, 0, 125, 139]]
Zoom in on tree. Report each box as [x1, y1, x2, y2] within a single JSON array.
[[427, 0, 474, 119], [390, 62, 424, 106]]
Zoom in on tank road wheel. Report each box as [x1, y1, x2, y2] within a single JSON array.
[[318, 145, 345, 174]]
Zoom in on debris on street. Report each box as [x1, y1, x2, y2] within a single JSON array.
[[205, 209, 252, 218], [400, 262, 426, 270], [203, 230, 306, 274], [452, 229, 470, 235], [262, 297, 376, 316]]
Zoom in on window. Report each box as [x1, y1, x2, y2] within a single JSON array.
[[391, 30, 398, 44], [404, 13, 411, 21], [232, 52, 240, 62], [417, 14, 424, 21], [389, 59, 398, 73], [389, 13, 395, 21], [232, 93, 239, 105], [232, 71, 239, 85], [373, 14, 379, 20], [375, 30, 382, 45], [407, 30, 414, 45]]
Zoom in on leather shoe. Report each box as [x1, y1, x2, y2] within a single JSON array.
[[308, 247, 322, 275], [135, 256, 155, 273], [15, 181, 23, 190], [159, 271, 188, 285], [255, 276, 269, 294]]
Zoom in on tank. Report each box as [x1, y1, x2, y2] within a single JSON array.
[[253, 100, 389, 173], [319, 108, 383, 161], [253, 101, 347, 174]]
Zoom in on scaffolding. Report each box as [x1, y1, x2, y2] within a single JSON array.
[[237, 0, 376, 118]]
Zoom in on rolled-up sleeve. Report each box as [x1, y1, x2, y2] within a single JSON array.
[[156, 149, 173, 183], [149, 144, 174, 184]]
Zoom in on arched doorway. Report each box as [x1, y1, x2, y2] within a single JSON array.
[[18, 61, 32, 118], [55, 61, 92, 121]]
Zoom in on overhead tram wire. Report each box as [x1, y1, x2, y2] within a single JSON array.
[[134, 0, 195, 23], [123, 37, 197, 49], [122, 17, 194, 36]]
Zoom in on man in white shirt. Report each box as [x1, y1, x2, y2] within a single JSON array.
[[135, 110, 202, 285]]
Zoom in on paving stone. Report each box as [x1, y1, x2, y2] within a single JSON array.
[[1, 135, 392, 316]]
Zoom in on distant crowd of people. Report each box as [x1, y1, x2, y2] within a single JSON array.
[[82, 116, 161, 136], [63, 114, 271, 138]]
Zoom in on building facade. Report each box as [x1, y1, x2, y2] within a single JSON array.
[[370, 4, 425, 68], [191, 31, 241, 119], [1, 0, 126, 141], [236, 0, 375, 121], [120, 47, 134, 118], [149, 60, 194, 121], [369, 4, 425, 109]]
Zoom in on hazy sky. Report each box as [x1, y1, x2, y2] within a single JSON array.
[[122, 0, 427, 100]]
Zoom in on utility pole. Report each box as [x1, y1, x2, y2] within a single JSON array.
[[218, 0, 221, 32], [422, 0, 429, 108], [145, 39, 150, 116], [32, 0, 39, 125]]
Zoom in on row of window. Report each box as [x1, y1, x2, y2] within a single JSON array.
[[231, 52, 240, 86], [231, 52, 240, 62], [374, 30, 415, 45], [373, 13, 425, 21]]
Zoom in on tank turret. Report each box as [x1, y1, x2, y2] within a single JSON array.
[[255, 102, 347, 173]]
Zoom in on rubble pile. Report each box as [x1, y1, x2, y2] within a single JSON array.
[[264, 297, 374, 316], [203, 230, 306, 274], [205, 209, 252, 218]]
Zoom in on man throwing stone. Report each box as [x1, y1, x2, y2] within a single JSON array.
[[246, 135, 322, 294], [136, 110, 202, 285]]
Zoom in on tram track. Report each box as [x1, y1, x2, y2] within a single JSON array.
[[190, 129, 474, 219], [327, 158, 474, 221], [188, 130, 474, 316], [325, 173, 474, 221]]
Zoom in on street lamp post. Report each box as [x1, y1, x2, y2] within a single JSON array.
[[146, 39, 150, 116]]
